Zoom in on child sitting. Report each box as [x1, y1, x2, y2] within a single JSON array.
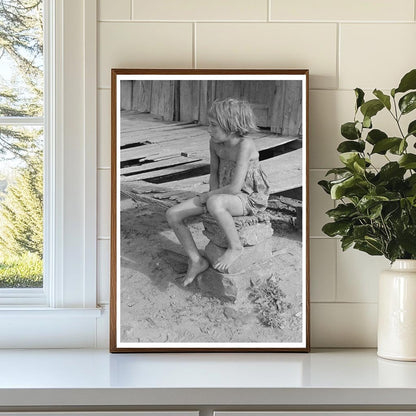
[[166, 98, 270, 286]]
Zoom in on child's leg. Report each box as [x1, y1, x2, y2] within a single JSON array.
[[166, 196, 209, 286], [206, 194, 245, 273]]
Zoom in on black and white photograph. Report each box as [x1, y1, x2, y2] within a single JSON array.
[[110, 69, 309, 352]]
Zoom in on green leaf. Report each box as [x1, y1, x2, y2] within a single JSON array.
[[326, 203, 356, 219], [325, 167, 351, 176], [357, 195, 389, 211], [366, 129, 387, 145], [407, 120, 416, 137], [399, 154, 416, 169], [389, 139, 408, 155], [353, 158, 366, 174], [341, 235, 355, 251], [369, 203, 383, 219], [330, 176, 357, 199], [330, 175, 369, 200], [360, 99, 384, 119], [386, 240, 402, 262], [362, 115, 372, 129], [399, 92, 416, 115], [399, 139, 407, 154], [371, 137, 402, 154], [318, 180, 331, 194], [396, 69, 416, 94], [373, 89, 391, 110], [337, 140, 365, 153], [339, 152, 360, 167], [354, 241, 383, 256], [398, 227, 416, 255], [391, 88, 396, 97], [353, 224, 374, 240], [378, 162, 406, 181], [322, 221, 351, 237], [355, 88, 365, 110], [341, 122, 360, 140]]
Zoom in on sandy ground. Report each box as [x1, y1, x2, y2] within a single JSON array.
[[119, 198, 303, 345]]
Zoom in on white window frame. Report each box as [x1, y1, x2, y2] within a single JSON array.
[[0, 0, 101, 348]]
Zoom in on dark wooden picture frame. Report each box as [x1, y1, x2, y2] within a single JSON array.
[[110, 69, 310, 352]]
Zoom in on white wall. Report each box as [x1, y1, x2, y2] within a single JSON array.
[[95, 0, 416, 348]]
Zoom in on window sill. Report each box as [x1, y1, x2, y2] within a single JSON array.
[[0, 306, 102, 316], [0, 307, 104, 348]]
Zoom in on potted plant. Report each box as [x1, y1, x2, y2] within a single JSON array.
[[319, 68, 416, 361]]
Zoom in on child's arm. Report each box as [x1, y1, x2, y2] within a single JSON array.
[[209, 139, 219, 191]]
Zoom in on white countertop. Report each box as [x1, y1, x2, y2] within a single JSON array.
[[0, 349, 416, 407]]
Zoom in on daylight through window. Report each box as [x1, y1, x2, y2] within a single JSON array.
[[0, 0, 44, 289]]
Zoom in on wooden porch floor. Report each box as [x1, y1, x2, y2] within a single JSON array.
[[119, 111, 303, 207]]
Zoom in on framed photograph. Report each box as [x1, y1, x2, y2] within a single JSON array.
[[110, 69, 310, 352]]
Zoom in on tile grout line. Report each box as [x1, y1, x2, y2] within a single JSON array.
[[333, 230, 338, 303], [130, 0, 133, 20], [268, 0, 271, 22], [97, 19, 415, 24], [311, 301, 378, 305], [193, 22, 197, 69], [336, 22, 340, 90]]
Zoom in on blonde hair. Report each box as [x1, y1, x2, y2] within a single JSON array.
[[208, 98, 258, 137]]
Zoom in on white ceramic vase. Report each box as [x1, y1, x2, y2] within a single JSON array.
[[378, 259, 416, 361]]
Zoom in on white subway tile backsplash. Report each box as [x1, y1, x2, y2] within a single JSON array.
[[98, 169, 111, 238], [98, 0, 131, 21], [132, 0, 268, 21], [271, 0, 414, 22], [340, 24, 416, 90], [310, 239, 336, 302], [309, 170, 334, 237], [95, 4, 415, 347], [98, 89, 111, 168], [309, 90, 354, 169], [98, 22, 193, 89], [336, 245, 389, 302], [196, 23, 338, 89], [311, 303, 377, 347]]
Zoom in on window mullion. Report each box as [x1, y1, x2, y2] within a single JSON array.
[[0, 117, 45, 126]]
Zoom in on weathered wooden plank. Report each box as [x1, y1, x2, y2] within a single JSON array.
[[179, 80, 200, 122], [261, 148, 302, 193], [121, 131, 297, 164], [122, 121, 197, 134], [150, 80, 175, 121], [199, 80, 209, 125], [121, 133, 210, 162], [270, 81, 286, 134], [120, 149, 303, 213], [121, 125, 204, 147], [282, 81, 302, 136], [132, 80, 152, 112], [122, 160, 208, 182], [147, 148, 303, 195], [179, 134, 298, 161], [120, 155, 201, 175], [120, 80, 133, 111]]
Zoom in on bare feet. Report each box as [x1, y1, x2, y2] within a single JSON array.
[[183, 256, 210, 287], [213, 247, 243, 273]]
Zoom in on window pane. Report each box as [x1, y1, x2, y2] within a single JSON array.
[[0, 0, 44, 117], [0, 126, 43, 288]]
